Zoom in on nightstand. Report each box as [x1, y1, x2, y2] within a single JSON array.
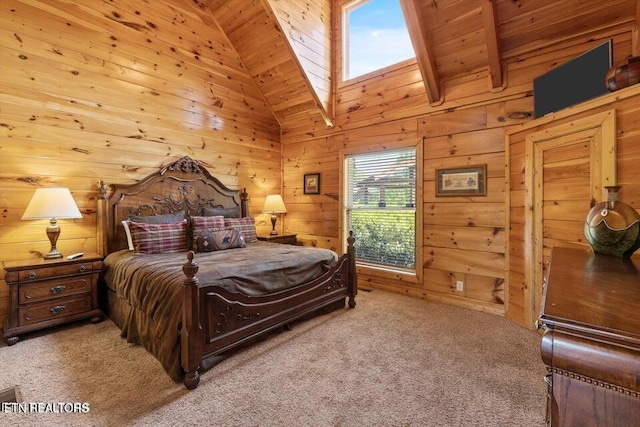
[[3, 253, 103, 345], [257, 234, 297, 245]]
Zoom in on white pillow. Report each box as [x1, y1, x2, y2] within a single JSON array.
[[122, 220, 134, 251]]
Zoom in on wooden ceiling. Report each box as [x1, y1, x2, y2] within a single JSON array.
[[403, 0, 640, 104], [205, 0, 333, 129], [200, 0, 640, 127]]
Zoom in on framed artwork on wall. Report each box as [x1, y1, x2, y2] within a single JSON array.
[[303, 173, 320, 194], [436, 165, 487, 196]]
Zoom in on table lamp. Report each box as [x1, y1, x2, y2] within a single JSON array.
[[21, 187, 83, 259], [261, 194, 287, 235]]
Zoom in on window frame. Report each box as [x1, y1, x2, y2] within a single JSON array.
[[340, 139, 423, 283], [336, 0, 417, 89]]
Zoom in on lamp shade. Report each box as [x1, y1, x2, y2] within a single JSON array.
[[22, 187, 82, 220], [261, 194, 287, 214]]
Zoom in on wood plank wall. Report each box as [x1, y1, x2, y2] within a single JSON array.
[[0, 0, 281, 326], [1, 1, 638, 330], [282, 27, 639, 323], [506, 86, 640, 327]]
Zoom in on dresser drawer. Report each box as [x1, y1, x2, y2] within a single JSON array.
[[19, 275, 94, 304], [18, 294, 92, 326], [17, 262, 97, 282]]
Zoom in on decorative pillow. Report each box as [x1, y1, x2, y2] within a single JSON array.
[[191, 215, 225, 244], [129, 211, 185, 224], [195, 229, 246, 252], [121, 221, 134, 251], [191, 215, 225, 230], [224, 216, 257, 243], [128, 220, 188, 254], [201, 206, 241, 218]]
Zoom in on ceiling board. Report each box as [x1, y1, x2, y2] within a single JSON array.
[[203, 0, 638, 128]]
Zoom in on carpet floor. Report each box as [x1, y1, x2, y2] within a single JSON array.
[[0, 289, 547, 426]]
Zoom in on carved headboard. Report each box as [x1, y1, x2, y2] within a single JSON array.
[[98, 156, 249, 254]]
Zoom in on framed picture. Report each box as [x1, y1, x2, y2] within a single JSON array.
[[303, 173, 320, 194], [436, 165, 487, 196]]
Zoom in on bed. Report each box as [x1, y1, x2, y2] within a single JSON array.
[[97, 156, 357, 389]]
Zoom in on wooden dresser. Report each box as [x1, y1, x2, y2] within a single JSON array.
[[538, 247, 640, 426], [3, 253, 103, 345]]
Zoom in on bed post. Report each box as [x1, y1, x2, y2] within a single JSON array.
[[181, 251, 202, 389], [97, 181, 108, 256], [240, 188, 249, 217], [347, 231, 357, 308]]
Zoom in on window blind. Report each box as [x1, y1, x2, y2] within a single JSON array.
[[345, 148, 416, 269]]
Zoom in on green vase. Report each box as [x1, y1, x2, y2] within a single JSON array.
[[584, 186, 640, 257]]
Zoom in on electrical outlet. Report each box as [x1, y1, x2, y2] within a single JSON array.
[[456, 280, 464, 292]]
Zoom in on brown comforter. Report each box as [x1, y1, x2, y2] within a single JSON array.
[[102, 242, 338, 380]]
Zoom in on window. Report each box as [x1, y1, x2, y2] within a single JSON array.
[[343, 0, 415, 81], [345, 148, 416, 270]]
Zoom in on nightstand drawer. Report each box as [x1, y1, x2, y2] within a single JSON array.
[[19, 276, 94, 304], [16, 262, 96, 282], [18, 294, 92, 326]]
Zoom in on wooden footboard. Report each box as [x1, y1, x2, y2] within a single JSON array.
[[180, 232, 357, 390]]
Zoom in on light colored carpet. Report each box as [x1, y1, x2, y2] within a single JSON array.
[[0, 290, 546, 426]]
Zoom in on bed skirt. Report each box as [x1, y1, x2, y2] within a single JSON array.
[[100, 285, 347, 382]]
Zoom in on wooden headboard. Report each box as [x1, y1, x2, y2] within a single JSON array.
[[97, 156, 249, 254]]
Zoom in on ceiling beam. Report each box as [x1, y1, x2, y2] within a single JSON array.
[[399, 0, 442, 105], [481, 0, 503, 90]]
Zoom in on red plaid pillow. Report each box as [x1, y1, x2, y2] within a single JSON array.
[[191, 216, 225, 245], [191, 215, 225, 230], [224, 217, 257, 242], [128, 220, 188, 254]]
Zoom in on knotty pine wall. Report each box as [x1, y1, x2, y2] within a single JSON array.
[[282, 30, 639, 325], [0, 0, 281, 326], [506, 86, 640, 328], [1, 1, 639, 331]]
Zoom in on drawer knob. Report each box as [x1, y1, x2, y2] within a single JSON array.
[[50, 285, 66, 294], [79, 265, 86, 272], [29, 271, 37, 279], [50, 305, 66, 315]]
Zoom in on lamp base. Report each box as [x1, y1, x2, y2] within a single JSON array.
[[44, 220, 63, 259], [44, 248, 64, 260], [270, 214, 278, 235]]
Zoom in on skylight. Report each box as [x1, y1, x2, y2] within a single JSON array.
[[343, 0, 415, 81]]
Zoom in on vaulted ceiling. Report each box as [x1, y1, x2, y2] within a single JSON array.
[[205, 0, 333, 129], [200, 0, 640, 128], [402, 0, 640, 104]]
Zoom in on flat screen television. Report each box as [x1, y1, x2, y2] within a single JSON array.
[[534, 40, 612, 118]]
